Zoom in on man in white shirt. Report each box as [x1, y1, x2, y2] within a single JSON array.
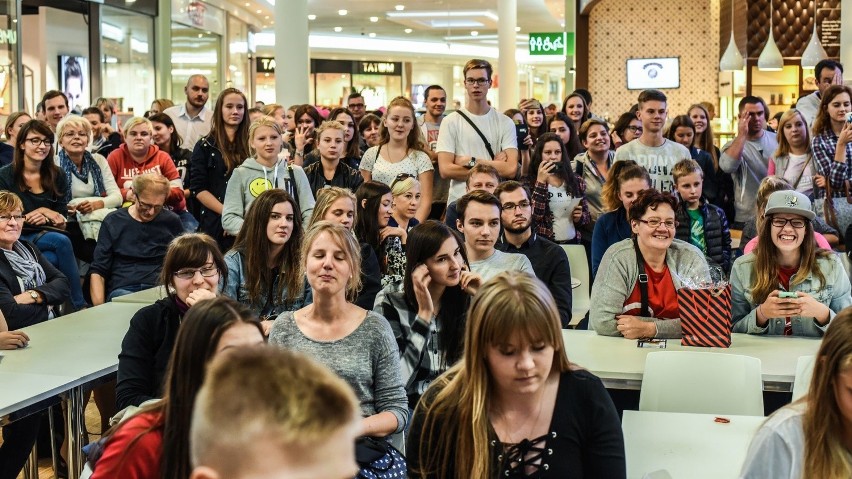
[[437, 59, 518, 203], [420, 84, 450, 217], [456, 190, 534, 281], [614, 89, 690, 192], [164, 74, 212, 150], [796, 60, 844, 127]]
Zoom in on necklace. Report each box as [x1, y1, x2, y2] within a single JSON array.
[[493, 393, 545, 445]]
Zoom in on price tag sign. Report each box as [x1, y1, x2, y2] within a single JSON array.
[[528, 32, 573, 56]]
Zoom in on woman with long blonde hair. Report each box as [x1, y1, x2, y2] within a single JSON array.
[[408, 271, 625, 479], [740, 307, 852, 478]]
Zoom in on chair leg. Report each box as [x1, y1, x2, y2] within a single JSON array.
[[23, 441, 38, 479], [49, 405, 61, 478]]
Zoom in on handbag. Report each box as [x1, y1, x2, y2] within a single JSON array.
[[813, 179, 852, 240], [677, 285, 732, 348], [355, 436, 407, 479]]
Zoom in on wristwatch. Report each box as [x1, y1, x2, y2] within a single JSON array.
[[28, 290, 39, 303], [466, 157, 477, 168]]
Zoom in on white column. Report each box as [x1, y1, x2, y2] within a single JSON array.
[[497, 0, 518, 110], [564, 0, 576, 93], [275, 0, 309, 105], [842, 0, 852, 78]]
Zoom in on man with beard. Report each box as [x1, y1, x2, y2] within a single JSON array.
[[495, 180, 573, 328], [420, 84, 450, 219], [164, 74, 212, 149]]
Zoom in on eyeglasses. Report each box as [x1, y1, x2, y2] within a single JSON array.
[[136, 200, 164, 213], [501, 201, 531, 211], [637, 218, 678, 229], [173, 265, 219, 280], [25, 138, 52, 147], [348, 102, 365, 109], [391, 173, 416, 187], [626, 126, 643, 133], [464, 78, 491, 86], [0, 214, 24, 223], [771, 217, 807, 229]]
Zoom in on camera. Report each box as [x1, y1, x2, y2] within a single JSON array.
[[515, 123, 529, 150]]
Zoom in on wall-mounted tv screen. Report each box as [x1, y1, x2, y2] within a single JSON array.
[[626, 57, 680, 90]]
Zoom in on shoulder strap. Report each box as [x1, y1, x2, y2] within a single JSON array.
[[286, 165, 300, 208], [455, 110, 495, 160], [790, 154, 813, 189], [632, 237, 650, 317]]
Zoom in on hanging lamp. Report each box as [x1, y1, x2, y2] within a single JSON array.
[[757, 3, 783, 71], [719, 0, 744, 71], [801, 2, 827, 69]]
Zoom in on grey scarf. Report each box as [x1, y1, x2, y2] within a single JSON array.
[[3, 241, 46, 290]]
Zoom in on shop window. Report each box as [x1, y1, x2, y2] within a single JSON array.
[[101, 5, 155, 116]]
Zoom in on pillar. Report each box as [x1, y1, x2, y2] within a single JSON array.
[[275, 0, 310, 105], [497, 0, 519, 110]]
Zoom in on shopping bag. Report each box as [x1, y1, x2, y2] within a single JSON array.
[[678, 285, 732, 348]]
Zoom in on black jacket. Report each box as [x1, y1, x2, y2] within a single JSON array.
[[675, 198, 732, 272], [115, 297, 182, 411], [190, 136, 231, 248], [303, 160, 364, 196], [0, 240, 70, 329]]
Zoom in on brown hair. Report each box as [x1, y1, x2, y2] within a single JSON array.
[[601, 160, 651, 211], [379, 96, 426, 152], [774, 109, 811, 158], [300, 221, 362, 300], [309, 187, 357, 230], [672, 158, 703, 183], [812, 85, 852, 136], [0, 191, 24, 214], [159, 233, 227, 298], [688, 103, 719, 169], [4, 112, 31, 141], [209, 88, 250, 173], [456, 190, 501, 223], [13, 120, 61, 199], [628, 189, 679, 223]]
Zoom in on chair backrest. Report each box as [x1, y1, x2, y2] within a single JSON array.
[[561, 244, 590, 326], [639, 351, 764, 416], [792, 355, 816, 402]]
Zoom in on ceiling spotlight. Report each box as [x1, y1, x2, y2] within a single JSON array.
[[256, 9, 261, 13], [334, 26, 343, 32], [338, 9, 347, 15], [470, 31, 479, 36], [369, 32, 376, 37], [515, 26, 521, 32], [395, 5, 405, 11], [308, 14, 316, 20], [370, 16, 379, 22], [404, 28, 413, 33]]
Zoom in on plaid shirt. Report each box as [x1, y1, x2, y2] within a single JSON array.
[[524, 176, 591, 242], [813, 130, 852, 197]]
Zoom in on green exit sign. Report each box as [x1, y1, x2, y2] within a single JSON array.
[[528, 32, 573, 56]]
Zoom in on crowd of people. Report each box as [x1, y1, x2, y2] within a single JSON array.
[[1, 57, 851, 479]]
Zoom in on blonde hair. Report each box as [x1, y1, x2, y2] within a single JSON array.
[[132, 172, 170, 197], [672, 158, 703, 183], [247, 116, 283, 157], [300, 221, 362, 300], [315, 120, 346, 139], [123, 116, 152, 134], [56, 115, 92, 143], [308, 187, 357, 230], [412, 272, 571, 479], [0, 191, 23, 215], [261, 103, 283, 117], [601, 160, 651, 211], [190, 347, 360, 476], [151, 98, 174, 113], [391, 175, 419, 197], [774, 109, 811, 158]]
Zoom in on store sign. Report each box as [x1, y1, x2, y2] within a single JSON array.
[[356, 62, 401, 75], [171, 0, 225, 35], [528, 32, 572, 56], [0, 30, 16, 44], [257, 57, 275, 73]]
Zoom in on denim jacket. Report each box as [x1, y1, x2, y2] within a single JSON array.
[[221, 249, 312, 320], [730, 253, 852, 337]]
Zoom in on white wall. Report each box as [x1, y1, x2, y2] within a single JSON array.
[[842, 0, 852, 81]]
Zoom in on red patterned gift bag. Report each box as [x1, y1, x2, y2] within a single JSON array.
[[677, 285, 732, 348]]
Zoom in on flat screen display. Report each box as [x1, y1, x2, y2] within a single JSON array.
[[626, 57, 680, 90]]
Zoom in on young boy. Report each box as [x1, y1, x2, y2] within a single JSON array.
[[303, 120, 363, 195], [189, 347, 361, 479], [672, 159, 732, 272]]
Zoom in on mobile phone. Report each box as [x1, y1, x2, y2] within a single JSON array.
[[515, 123, 529, 151], [550, 161, 563, 173], [846, 112, 852, 124], [778, 291, 798, 298]]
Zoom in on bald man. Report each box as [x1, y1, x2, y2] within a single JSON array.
[[164, 74, 212, 149]]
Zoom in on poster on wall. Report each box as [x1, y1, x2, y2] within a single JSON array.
[[58, 55, 88, 114]]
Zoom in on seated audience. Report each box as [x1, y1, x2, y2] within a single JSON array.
[[375, 221, 481, 409], [0, 119, 86, 310], [0, 310, 28, 349], [0, 112, 30, 166], [740, 307, 852, 479], [90, 173, 184, 304], [495, 180, 573, 327], [444, 163, 500, 232], [0, 308, 39, 479], [223, 189, 311, 329], [456, 191, 533, 281], [526, 132, 590, 244], [148, 113, 196, 216], [221, 116, 314, 235], [308, 187, 381, 309], [189, 347, 361, 479], [81, 107, 122, 159], [269, 221, 409, 442], [55, 115, 122, 264], [303, 120, 363, 195], [116, 233, 224, 410], [730, 190, 851, 337], [591, 190, 710, 339], [672, 159, 732, 272], [408, 271, 626, 478], [388, 173, 422, 242], [90, 297, 263, 478], [591, 160, 651, 278], [355, 181, 406, 288]]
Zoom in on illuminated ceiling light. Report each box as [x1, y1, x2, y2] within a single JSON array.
[[515, 26, 521, 32], [308, 14, 316, 20], [757, 4, 783, 71], [370, 16, 379, 22], [256, 9, 261, 14], [369, 32, 376, 37], [338, 9, 347, 15], [244, 2, 249, 6], [470, 31, 478, 36], [395, 5, 405, 11], [801, 3, 827, 68], [719, 0, 744, 71], [404, 28, 413, 33], [334, 26, 343, 32]]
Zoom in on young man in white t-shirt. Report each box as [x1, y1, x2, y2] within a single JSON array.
[[614, 89, 690, 192], [437, 59, 518, 203], [420, 84, 451, 218]]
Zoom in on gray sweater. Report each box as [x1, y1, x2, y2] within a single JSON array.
[[268, 310, 409, 434], [469, 249, 534, 281], [590, 238, 710, 338]]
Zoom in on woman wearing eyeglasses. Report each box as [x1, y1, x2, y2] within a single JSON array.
[[730, 190, 852, 337], [611, 111, 643, 150], [590, 189, 710, 339], [115, 233, 225, 411]]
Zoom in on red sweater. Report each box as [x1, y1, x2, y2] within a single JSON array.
[[107, 144, 186, 212], [91, 412, 163, 479]]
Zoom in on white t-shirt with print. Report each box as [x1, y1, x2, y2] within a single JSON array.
[[613, 139, 690, 192], [359, 146, 433, 187]]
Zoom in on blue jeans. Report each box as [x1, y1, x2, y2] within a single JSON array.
[[108, 283, 156, 302], [177, 210, 199, 233], [21, 231, 87, 310]]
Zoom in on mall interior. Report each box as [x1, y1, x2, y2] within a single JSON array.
[[0, 0, 849, 134]]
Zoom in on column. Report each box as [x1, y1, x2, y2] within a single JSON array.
[[276, 0, 310, 106], [564, 0, 576, 93], [155, 0, 172, 100], [842, 0, 852, 72], [497, 0, 518, 110]]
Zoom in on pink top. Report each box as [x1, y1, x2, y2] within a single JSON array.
[[744, 232, 832, 254]]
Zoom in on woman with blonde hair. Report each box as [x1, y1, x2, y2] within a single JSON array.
[[408, 271, 625, 479], [388, 173, 421, 243], [740, 307, 852, 478], [768, 109, 819, 199], [149, 98, 174, 116]]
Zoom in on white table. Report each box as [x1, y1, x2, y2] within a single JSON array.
[[0, 302, 147, 479], [622, 410, 764, 479], [111, 285, 167, 304], [562, 330, 821, 392]]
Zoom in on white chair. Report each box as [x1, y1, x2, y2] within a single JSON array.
[[639, 351, 764, 416], [561, 244, 589, 328], [792, 355, 816, 401]]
